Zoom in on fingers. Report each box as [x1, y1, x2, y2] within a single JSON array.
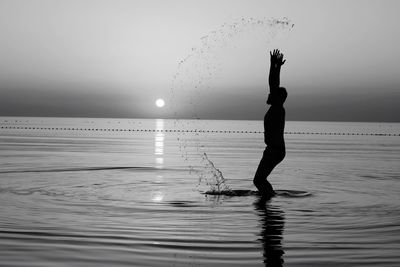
[[270, 49, 282, 56], [270, 49, 279, 58], [270, 49, 286, 65]]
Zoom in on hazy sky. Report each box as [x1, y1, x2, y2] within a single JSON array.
[[0, 0, 399, 121]]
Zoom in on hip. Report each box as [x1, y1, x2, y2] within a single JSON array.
[[263, 147, 286, 161]]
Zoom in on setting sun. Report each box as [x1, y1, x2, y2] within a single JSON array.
[[155, 98, 165, 108]]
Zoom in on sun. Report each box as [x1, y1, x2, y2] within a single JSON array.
[[155, 98, 165, 108]]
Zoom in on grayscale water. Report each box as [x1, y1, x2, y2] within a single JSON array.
[[1, 117, 399, 266]]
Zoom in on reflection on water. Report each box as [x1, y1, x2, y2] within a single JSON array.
[[154, 119, 164, 160], [152, 119, 165, 202], [254, 198, 285, 266], [155, 157, 164, 166], [151, 188, 164, 202]]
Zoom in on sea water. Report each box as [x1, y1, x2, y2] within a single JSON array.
[[1, 117, 399, 266]]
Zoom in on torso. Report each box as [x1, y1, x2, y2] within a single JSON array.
[[264, 105, 286, 150]]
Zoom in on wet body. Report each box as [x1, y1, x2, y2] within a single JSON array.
[[254, 49, 287, 198]]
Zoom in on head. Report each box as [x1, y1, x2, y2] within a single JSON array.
[[267, 87, 287, 106]]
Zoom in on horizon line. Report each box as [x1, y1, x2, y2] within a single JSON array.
[[0, 115, 399, 124]]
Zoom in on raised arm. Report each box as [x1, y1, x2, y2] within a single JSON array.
[[269, 49, 286, 93]]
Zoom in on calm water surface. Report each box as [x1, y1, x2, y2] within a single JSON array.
[[1, 117, 399, 266]]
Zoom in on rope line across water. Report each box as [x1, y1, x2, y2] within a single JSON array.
[[1, 126, 399, 136]]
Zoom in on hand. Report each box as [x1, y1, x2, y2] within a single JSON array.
[[270, 49, 286, 66]]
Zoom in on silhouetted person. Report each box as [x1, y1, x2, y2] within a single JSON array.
[[254, 49, 287, 198]]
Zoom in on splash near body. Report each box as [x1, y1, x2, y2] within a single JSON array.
[[199, 153, 232, 194], [169, 17, 294, 192]]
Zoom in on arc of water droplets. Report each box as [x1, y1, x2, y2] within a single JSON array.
[[168, 17, 294, 192]]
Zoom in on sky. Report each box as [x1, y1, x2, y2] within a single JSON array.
[[0, 0, 399, 122]]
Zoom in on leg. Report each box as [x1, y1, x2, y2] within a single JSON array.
[[253, 157, 275, 198], [253, 149, 284, 198]]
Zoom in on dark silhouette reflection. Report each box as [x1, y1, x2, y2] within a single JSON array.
[[254, 197, 285, 266]]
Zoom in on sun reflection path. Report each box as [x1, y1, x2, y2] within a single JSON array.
[[154, 119, 164, 168], [152, 119, 165, 202]]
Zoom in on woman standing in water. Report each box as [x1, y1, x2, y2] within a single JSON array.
[[253, 49, 287, 199]]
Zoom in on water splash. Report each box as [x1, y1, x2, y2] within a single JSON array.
[[169, 17, 294, 118], [199, 153, 232, 194], [168, 17, 294, 190]]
